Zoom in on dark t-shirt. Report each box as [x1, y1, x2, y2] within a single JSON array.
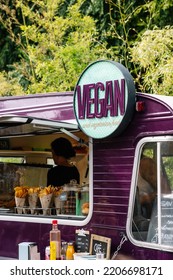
[[47, 165, 80, 187]]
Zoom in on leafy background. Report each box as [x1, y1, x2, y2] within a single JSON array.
[[0, 0, 173, 96]]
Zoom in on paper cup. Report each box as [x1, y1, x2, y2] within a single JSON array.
[[28, 193, 38, 214], [15, 196, 26, 214], [40, 193, 53, 215]]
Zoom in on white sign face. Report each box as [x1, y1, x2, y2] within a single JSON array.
[[74, 60, 136, 139]]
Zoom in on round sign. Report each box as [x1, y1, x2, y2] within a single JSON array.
[[74, 60, 136, 139]]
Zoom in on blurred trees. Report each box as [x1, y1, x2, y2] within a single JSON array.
[[0, 0, 173, 96], [0, 0, 113, 95], [103, 0, 173, 94], [131, 27, 173, 95]]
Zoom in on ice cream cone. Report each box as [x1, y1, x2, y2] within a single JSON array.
[[28, 193, 38, 214], [40, 193, 53, 215], [15, 196, 26, 214]]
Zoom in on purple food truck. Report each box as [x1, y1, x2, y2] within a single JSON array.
[[0, 60, 173, 260]]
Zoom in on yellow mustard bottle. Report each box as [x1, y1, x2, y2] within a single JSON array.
[[66, 242, 75, 260]]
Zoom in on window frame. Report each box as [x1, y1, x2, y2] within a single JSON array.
[[0, 138, 93, 227], [126, 136, 173, 252]]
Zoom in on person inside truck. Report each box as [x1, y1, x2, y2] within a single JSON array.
[[47, 137, 80, 215], [137, 157, 157, 219], [133, 156, 171, 238], [47, 137, 80, 187], [137, 157, 171, 218]]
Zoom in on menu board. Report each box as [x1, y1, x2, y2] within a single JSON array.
[[89, 234, 111, 259], [75, 229, 90, 253], [147, 195, 173, 245]]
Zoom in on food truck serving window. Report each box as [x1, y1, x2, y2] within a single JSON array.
[[127, 136, 173, 252], [0, 116, 92, 226]]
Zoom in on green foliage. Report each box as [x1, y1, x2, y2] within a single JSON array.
[[0, 71, 24, 96], [103, 0, 173, 93], [0, 0, 113, 94], [131, 27, 173, 95], [1, 0, 173, 95]]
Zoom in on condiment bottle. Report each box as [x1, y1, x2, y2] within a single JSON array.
[[61, 241, 67, 260], [50, 220, 61, 260], [66, 242, 75, 260]]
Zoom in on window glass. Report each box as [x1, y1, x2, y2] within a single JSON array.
[[0, 135, 92, 225], [0, 157, 24, 164], [131, 139, 173, 249], [0, 157, 24, 193]]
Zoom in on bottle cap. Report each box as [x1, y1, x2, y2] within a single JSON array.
[[52, 220, 58, 225]]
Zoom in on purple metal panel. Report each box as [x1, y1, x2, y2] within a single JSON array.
[[0, 92, 75, 122], [90, 136, 134, 244], [0, 221, 50, 259]]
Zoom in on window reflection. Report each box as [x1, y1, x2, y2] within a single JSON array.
[[132, 141, 173, 247]]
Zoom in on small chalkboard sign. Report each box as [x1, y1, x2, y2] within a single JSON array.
[[89, 234, 111, 259], [147, 195, 173, 245], [75, 229, 90, 253]]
